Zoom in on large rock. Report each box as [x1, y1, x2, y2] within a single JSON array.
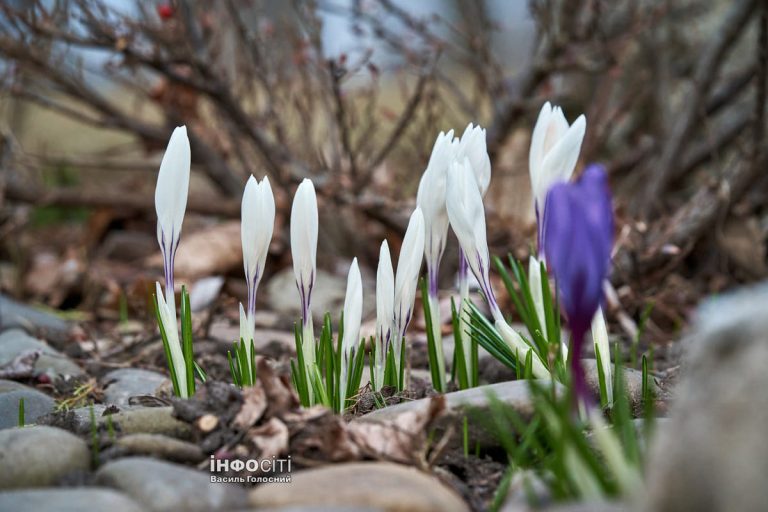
[[0, 380, 55, 429], [360, 381, 544, 449], [95, 457, 248, 512], [0, 488, 143, 512], [0, 329, 82, 377], [103, 368, 167, 406], [0, 426, 90, 489], [249, 462, 468, 511], [645, 283, 768, 511], [581, 359, 660, 413]]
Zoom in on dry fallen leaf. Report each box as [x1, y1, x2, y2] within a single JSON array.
[[248, 417, 290, 464], [347, 395, 446, 463], [146, 221, 242, 280], [233, 385, 267, 430], [256, 357, 300, 415], [290, 395, 446, 465]]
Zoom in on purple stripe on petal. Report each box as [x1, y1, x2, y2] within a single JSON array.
[[458, 248, 468, 283]]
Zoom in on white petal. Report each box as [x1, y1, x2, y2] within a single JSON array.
[[242, 175, 275, 283], [591, 306, 613, 403], [528, 255, 547, 340], [155, 126, 191, 246], [290, 179, 318, 290], [537, 114, 586, 208], [545, 106, 570, 154], [155, 281, 187, 393], [376, 240, 395, 342], [394, 208, 425, 336], [341, 258, 363, 355], [457, 123, 492, 196], [417, 130, 455, 268], [446, 158, 488, 283], [529, 102, 552, 202]]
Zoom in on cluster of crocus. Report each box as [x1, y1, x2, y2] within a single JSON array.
[[372, 209, 425, 391], [543, 164, 614, 405], [415, 124, 492, 390], [446, 158, 550, 379]]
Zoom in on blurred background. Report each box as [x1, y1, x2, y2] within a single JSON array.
[[0, 0, 763, 359]]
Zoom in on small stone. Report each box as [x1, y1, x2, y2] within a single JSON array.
[[0, 294, 72, 344], [0, 426, 90, 489], [0, 380, 55, 429], [113, 433, 204, 463], [197, 414, 219, 433], [103, 368, 167, 406], [250, 462, 468, 511], [0, 329, 83, 377], [0, 488, 143, 512], [37, 404, 107, 435], [95, 457, 248, 512], [101, 407, 191, 439]]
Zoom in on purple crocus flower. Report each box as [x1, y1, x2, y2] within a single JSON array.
[[543, 164, 613, 403]]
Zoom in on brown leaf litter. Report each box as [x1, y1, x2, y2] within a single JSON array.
[[171, 357, 446, 480]]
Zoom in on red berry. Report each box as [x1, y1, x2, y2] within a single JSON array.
[[157, 4, 174, 20]]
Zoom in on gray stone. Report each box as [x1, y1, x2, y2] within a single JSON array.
[[103, 368, 167, 406], [0, 488, 143, 512], [112, 433, 204, 463], [360, 381, 547, 449], [0, 425, 90, 489], [582, 359, 660, 414], [36, 404, 107, 435], [265, 268, 375, 325], [101, 407, 191, 439], [645, 283, 768, 512], [0, 294, 71, 344], [249, 462, 468, 511], [96, 457, 248, 512], [0, 329, 82, 377], [0, 382, 55, 429]]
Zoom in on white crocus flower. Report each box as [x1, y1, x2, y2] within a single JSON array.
[[416, 131, 456, 386], [591, 306, 613, 403], [374, 241, 395, 390], [339, 258, 363, 411], [153, 126, 191, 397], [446, 158, 549, 379], [290, 178, 319, 391], [239, 175, 275, 354], [155, 126, 191, 315], [393, 207, 425, 370], [529, 102, 586, 250], [454, 123, 491, 383], [417, 130, 456, 280]]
